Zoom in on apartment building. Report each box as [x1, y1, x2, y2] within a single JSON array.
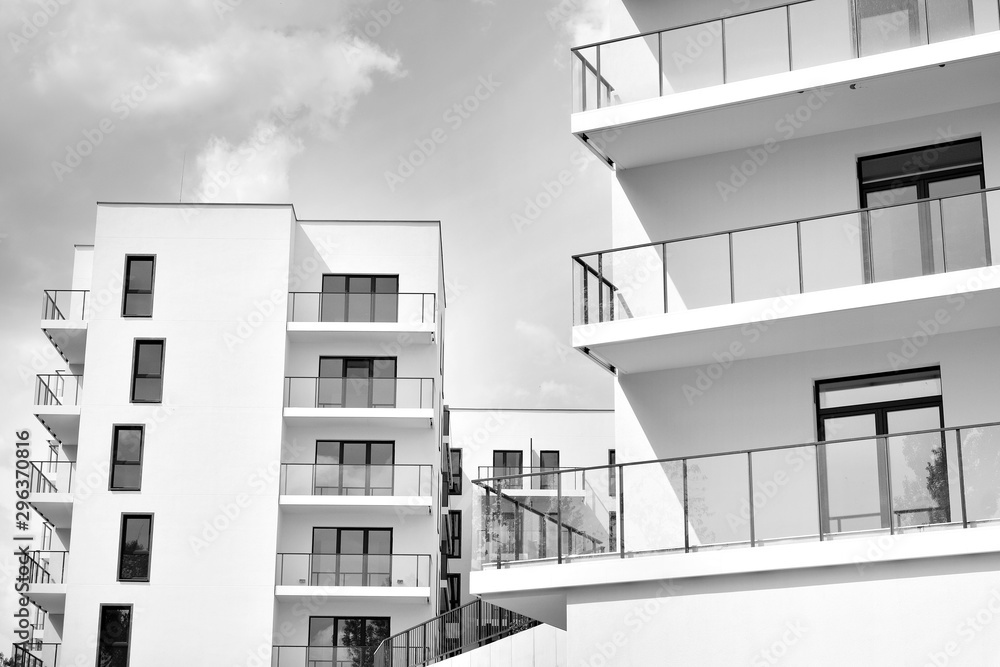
[[21, 203, 447, 666], [471, 1, 1000, 665]]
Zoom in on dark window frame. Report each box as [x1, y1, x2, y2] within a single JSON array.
[[130, 339, 165, 404], [538, 450, 560, 490], [493, 450, 523, 490], [317, 356, 397, 409], [314, 440, 395, 496], [307, 615, 390, 667], [608, 449, 617, 497], [97, 604, 132, 667], [310, 527, 393, 587], [446, 510, 461, 558], [447, 449, 462, 496], [121, 255, 156, 318], [320, 273, 400, 323], [446, 573, 461, 610], [117, 514, 153, 582], [109, 425, 144, 492]]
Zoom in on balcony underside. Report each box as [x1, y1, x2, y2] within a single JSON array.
[[573, 33, 1000, 169], [471, 524, 1000, 630], [33, 410, 80, 446], [25, 585, 66, 615], [282, 408, 434, 428], [274, 585, 431, 602], [574, 266, 1000, 374], [279, 495, 433, 514], [29, 495, 73, 529], [41, 322, 87, 366], [286, 322, 434, 345]]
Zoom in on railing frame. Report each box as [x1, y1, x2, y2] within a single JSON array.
[[287, 291, 437, 324], [41, 289, 89, 321], [278, 462, 432, 497], [283, 376, 435, 410], [275, 552, 430, 588]]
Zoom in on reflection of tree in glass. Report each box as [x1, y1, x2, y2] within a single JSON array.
[[340, 618, 389, 667], [898, 434, 951, 526], [119, 539, 147, 579], [685, 463, 716, 545], [961, 427, 1000, 520]]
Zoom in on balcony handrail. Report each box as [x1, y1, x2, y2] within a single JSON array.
[[279, 462, 432, 495], [284, 375, 433, 380], [287, 291, 437, 324], [473, 420, 1000, 483], [277, 551, 430, 557], [289, 290, 437, 296], [572, 185, 1000, 262], [570, 0, 817, 53], [372, 598, 540, 667], [24, 550, 68, 585], [275, 552, 430, 587], [27, 461, 75, 494], [42, 289, 90, 321], [34, 374, 82, 407]]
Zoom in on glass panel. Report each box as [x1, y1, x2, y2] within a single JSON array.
[[127, 258, 153, 291], [120, 517, 151, 579], [313, 529, 339, 553], [927, 0, 974, 41], [665, 234, 731, 311], [790, 0, 855, 69], [371, 378, 396, 408], [972, 0, 1000, 32], [858, 0, 926, 56], [317, 441, 340, 464], [320, 292, 346, 322], [323, 275, 346, 292], [869, 201, 937, 281], [370, 443, 393, 465], [349, 277, 372, 293], [136, 343, 162, 374], [938, 191, 989, 271], [887, 408, 949, 527], [686, 454, 750, 548], [373, 293, 398, 322], [375, 276, 398, 293], [731, 223, 800, 302], [320, 358, 344, 378], [318, 377, 345, 407], [604, 245, 664, 319], [113, 465, 141, 489], [822, 414, 883, 533], [372, 359, 396, 378], [599, 34, 660, 105], [348, 293, 373, 322], [724, 8, 790, 83], [819, 371, 940, 408], [124, 293, 152, 316], [115, 428, 142, 462], [132, 377, 162, 403], [367, 530, 391, 554], [751, 446, 820, 543], [801, 213, 865, 292], [660, 21, 724, 94], [960, 425, 1000, 522]]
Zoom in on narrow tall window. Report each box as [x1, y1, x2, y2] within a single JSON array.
[[448, 449, 463, 495], [97, 605, 132, 667], [110, 426, 144, 491], [538, 450, 560, 490], [131, 340, 164, 403], [608, 449, 617, 497], [446, 511, 462, 558], [446, 573, 461, 609], [493, 450, 522, 490], [122, 255, 155, 317], [118, 514, 153, 581]]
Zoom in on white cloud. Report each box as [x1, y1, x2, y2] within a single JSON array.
[[514, 318, 574, 367]]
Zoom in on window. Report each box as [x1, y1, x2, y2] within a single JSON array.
[[122, 255, 155, 317], [856, 0, 974, 56], [312, 528, 391, 587], [817, 367, 947, 534], [97, 605, 132, 667], [308, 617, 389, 667], [493, 450, 523, 490], [447, 449, 462, 495], [130, 340, 164, 403], [118, 514, 152, 581], [537, 450, 560, 490], [321, 274, 399, 323], [609, 511, 618, 552], [859, 138, 987, 282], [446, 511, 461, 558], [608, 449, 617, 497], [446, 573, 461, 610], [110, 426, 144, 491], [318, 356, 396, 408], [315, 441, 394, 496]]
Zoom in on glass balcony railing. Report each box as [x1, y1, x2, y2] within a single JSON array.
[[41, 290, 89, 321], [26, 462, 75, 495], [477, 466, 589, 492], [11, 642, 59, 667], [572, 0, 1000, 112], [574, 187, 998, 325], [33, 375, 82, 408], [273, 645, 384, 667], [279, 463, 433, 496], [287, 292, 436, 324], [283, 377, 434, 409], [472, 422, 1000, 569], [275, 553, 430, 588], [24, 551, 68, 586]]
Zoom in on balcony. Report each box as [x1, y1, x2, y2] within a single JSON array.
[[286, 292, 437, 344], [275, 553, 431, 602], [571, 0, 1000, 167], [471, 422, 1000, 626], [476, 467, 595, 516], [279, 463, 434, 513], [25, 462, 74, 529], [11, 642, 60, 667], [40, 290, 89, 366], [573, 187, 1000, 373], [22, 551, 67, 615], [283, 377, 435, 428], [33, 375, 82, 445]]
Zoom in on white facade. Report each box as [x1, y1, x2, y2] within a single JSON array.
[[472, 2, 1000, 665], [25, 203, 447, 666]]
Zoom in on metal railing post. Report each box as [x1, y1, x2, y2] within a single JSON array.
[[556, 473, 563, 564], [618, 464, 625, 556], [748, 452, 756, 547], [956, 428, 969, 528], [682, 460, 690, 552]]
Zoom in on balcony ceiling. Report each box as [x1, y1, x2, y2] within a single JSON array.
[[41, 323, 87, 366], [572, 34, 1000, 169]]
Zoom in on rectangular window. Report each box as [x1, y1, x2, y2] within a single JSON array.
[[312, 528, 391, 587], [314, 441, 394, 496], [97, 605, 132, 667], [318, 356, 396, 408], [493, 450, 523, 490], [448, 449, 462, 495], [321, 274, 399, 323], [130, 340, 164, 404], [446, 511, 461, 558], [446, 573, 461, 610], [118, 515, 152, 581], [309, 617, 389, 667], [110, 426, 144, 491], [608, 449, 617, 497], [122, 255, 155, 317], [538, 450, 559, 490]]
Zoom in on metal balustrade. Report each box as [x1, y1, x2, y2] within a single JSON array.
[[26, 462, 75, 495], [41, 290, 89, 321], [275, 553, 430, 588], [283, 377, 434, 410], [33, 375, 82, 407], [287, 292, 436, 324], [279, 463, 432, 496]]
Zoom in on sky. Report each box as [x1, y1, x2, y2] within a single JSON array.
[[0, 0, 615, 648]]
